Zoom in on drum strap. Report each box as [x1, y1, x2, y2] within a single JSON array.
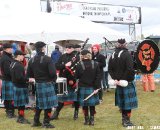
[[40, 56, 44, 63], [112, 50, 124, 59], [118, 50, 124, 58], [80, 60, 94, 70]]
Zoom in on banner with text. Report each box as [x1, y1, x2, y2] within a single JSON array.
[[45, 1, 141, 24]]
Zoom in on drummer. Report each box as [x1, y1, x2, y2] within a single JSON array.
[[27, 41, 58, 128], [75, 50, 101, 126]]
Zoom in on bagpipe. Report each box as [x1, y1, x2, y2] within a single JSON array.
[[63, 38, 89, 90], [104, 37, 160, 74]]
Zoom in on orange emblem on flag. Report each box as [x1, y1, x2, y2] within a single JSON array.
[[138, 43, 155, 71]]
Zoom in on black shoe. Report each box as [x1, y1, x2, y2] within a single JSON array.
[[7, 111, 17, 118], [122, 121, 135, 127], [42, 123, 55, 128], [17, 117, 31, 124], [89, 116, 94, 126], [50, 111, 59, 120], [73, 110, 78, 120], [84, 116, 89, 125], [122, 115, 135, 127], [32, 122, 42, 127]]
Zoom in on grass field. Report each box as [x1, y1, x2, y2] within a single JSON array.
[[0, 81, 160, 130]]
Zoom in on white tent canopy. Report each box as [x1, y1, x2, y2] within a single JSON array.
[[0, 13, 131, 45]]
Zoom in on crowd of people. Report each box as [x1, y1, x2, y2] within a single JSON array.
[[0, 39, 157, 128]]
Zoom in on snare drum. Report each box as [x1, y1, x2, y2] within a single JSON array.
[[56, 77, 68, 96]]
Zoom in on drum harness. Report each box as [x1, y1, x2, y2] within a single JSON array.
[[80, 60, 95, 70], [78, 60, 95, 86]]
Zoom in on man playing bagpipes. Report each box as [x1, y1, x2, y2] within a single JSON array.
[[75, 50, 101, 126], [108, 39, 138, 127], [50, 44, 79, 120]]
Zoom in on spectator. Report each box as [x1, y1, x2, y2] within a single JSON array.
[[102, 53, 110, 92], [51, 45, 62, 64], [91, 44, 106, 103], [142, 73, 156, 92]]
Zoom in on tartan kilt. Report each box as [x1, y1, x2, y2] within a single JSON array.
[[58, 86, 77, 102], [36, 82, 58, 109], [2, 80, 14, 100], [79, 87, 99, 106], [115, 81, 138, 110], [13, 85, 29, 107]]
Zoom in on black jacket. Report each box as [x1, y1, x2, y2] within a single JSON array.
[[75, 59, 101, 90], [0, 51, 13, 81], [56, 52, 76, 77], [108, 47, 135, 82], [10, 60, 28, 88], [92, 52, 106, 79], [27, 52, 57, 83]]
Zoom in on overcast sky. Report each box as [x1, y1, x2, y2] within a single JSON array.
[[68, 0, 160, 38], [1, 0, 160, 39]]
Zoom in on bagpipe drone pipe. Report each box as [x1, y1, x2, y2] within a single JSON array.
[[63, 38, 89, 90]]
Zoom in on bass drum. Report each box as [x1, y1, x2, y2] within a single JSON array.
[[135, 39, 159, 74]]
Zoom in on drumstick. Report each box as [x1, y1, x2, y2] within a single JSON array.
[[83, 88, 101, 101]]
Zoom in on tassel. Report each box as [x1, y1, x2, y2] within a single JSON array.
[[127, 112, 131, 118], [48, 112, 51, 118]]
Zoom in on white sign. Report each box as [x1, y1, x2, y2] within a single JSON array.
[[42, 1, 141, 24]]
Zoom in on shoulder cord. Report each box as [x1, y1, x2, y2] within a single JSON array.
[[31, 56, 45, 64], [10, 62, 16, 69]]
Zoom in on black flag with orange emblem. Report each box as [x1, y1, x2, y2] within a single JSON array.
[[135, 39, 159, 74]]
